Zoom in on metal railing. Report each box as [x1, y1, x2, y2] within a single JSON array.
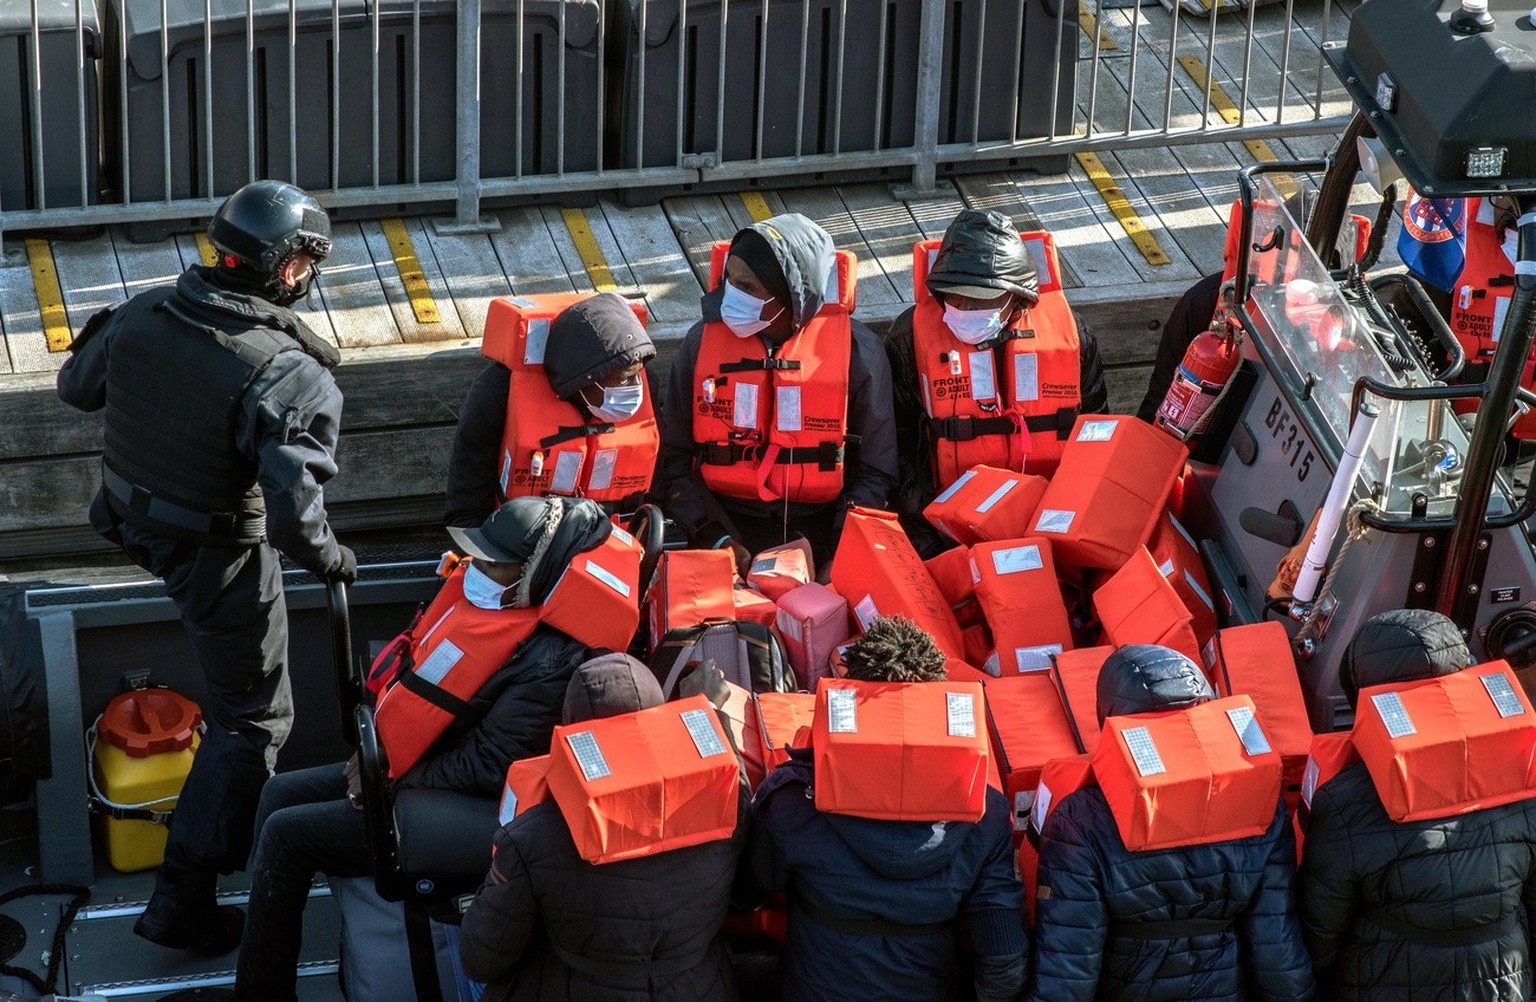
[[0, 0, 1354, 239]]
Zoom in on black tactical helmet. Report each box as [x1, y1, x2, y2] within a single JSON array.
[[207, 180, 332, 279]]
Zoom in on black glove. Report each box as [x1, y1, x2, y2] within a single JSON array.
[[328, 544, 358, 585]]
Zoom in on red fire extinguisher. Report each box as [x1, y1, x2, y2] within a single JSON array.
[[1156, 314, 1241, 440]]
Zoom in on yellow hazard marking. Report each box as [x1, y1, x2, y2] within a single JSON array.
[[195, 232, 219, 267], [560, 207, 618, 293], [1079, 9, 1119, 51], [25, 239, 71, 353], [1176, 55, 1300, 202], [380, 218, 442, 324], [739, 191, 774, 223], [1073, 152, 1172, 266]]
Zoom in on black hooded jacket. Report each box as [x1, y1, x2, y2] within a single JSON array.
[[1299, 610, 1536, 1001], [655, 213, 898, 555], [882, 212, 1108, 556], [445, 294, 660, 527], [459, 653, 750, 1001], [1029, 646, 1315, 1002]]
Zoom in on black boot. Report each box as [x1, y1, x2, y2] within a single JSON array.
[[133, 890, 245, 956]]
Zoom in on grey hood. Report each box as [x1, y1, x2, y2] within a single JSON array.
[[1096, 644, 1214, 723], [926, 209, 1039, 306], [701, 212, 839, 332]]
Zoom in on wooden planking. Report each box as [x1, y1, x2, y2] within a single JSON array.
[[491, 207, 582, 296], [1012, 166, 1145, 287], [314, 223, 401, 350], [776, 186, 900, 306], [0, 250, 39, 373], [833, 184, 933, 307], [415, 227, 512, 340], [544, 204, 640, 296], [662, 195, 740, 286], [951, 174, 1084, 288], [597, 201, 705, 325], [111, 232, 184, 299], [360, 218, 467, 345], [51, 232, 128, 336], [905, 191, 969, 242]]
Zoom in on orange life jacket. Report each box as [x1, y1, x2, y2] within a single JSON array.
[[1093, 546, 1203, 665], [1050, 646, 1112, 755], [971, 538, 1075, 674], [911, 231, 1081, 484], [829, 507, 966, 660], [498, 755, 552, 826], [1148, 511, 1216, 649], [1206, 622, 1313, 800], [756, 690, 817, 778], [375, 530, 643, 779], [1094, 695, 1283, 851], [545, 694, 741, 864], [923, 465, 1049, 546], [481, 293, 658, 505], [644, 548, 738, 654], [1352, 661, 1536, 822], [1447, 199, 1515, 362], [985, 673, 1082, 833], [812, 679, 991, 822], [1029, 415, 1188, 572], [690, 244, 857, 504]]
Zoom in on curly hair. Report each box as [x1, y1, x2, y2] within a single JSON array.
[[842, 616, 948, 683]]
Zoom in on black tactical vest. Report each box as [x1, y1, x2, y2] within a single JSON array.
[[101, 288, 297, 543]]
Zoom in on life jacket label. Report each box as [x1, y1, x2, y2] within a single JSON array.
[[1300, 755, 1321, 808], [777, 386, 803, 432], [976, 480, 1018, 514], [1371, 691, 1417, 738], [853, 595, 879, 630], [733, 382, 759, 428], [566, 730, 612, 782], [416, 639, 465, 686], [1123, 727, 1168, 777], [970, 351, 997, 401], [1016, 644, 1063, 673], [1031, 780, 1054, 832], [524, 318, 551, 365], [498, 787, 518, 826], [584, 558, 632, 598], [682, 707, 730, 758], [1184, 570, 1215, 610], [499, 451, 514, 494], [1077, 420, 1118, 442], [828, 689, 858, 733], [1014, 353, 1039, 402], [551, 450, 583, 494], [947, 692, 977, 738], [776, 609, 803, 642], [589, 449, 618, 490], [1482, 671, 1527, 718], [992, 544, 1043, 574], [1035, 509, 1075, 534], [1226, 705, 1273, 756]]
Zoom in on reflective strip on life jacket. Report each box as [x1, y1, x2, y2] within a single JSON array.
[[538, 524, 645, 653], [812, 679, 991, 822], [498, 754, 552, 827], [1208, 622, 1313, 795], [828, 507, 966, 660], [1352, 661, 1536, 823], [911, 232, 1081, 484], [923, 465, 1049, 546], [970, 538, 1074, 675], [1094, 695, 1283, 851]]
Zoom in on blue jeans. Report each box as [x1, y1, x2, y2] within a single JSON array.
[[235, 763, 371, 1002]]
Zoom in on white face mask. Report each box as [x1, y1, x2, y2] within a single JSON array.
[[462, 562, 515, 610], [583, 380, 645, 423], [943, 302, 1008, 345], [720, 281, 784, 338]]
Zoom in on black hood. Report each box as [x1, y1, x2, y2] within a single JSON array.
[[542, 292, 655, 400], [1096, 645, 1214, 723], [926, 209, 1039, 306], [701, 212, 838, 332], [1341, 609, 1471, 708], [562, 652, 664, 724]]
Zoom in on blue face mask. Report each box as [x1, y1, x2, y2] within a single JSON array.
[[720, 281, 784, 337], [462, 562, 516, 610], [583, 380, 645, 423]]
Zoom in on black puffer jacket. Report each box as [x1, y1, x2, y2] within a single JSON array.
[[1028, 645, 1315, 1002], [883, 211, 1108, 556], [1299, 761, 1536, 1001]]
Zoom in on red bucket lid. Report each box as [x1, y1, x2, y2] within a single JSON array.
[[99, 690, 202, 758]]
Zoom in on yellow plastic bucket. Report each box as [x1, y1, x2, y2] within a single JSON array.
[[92, 690, 201, 873]]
